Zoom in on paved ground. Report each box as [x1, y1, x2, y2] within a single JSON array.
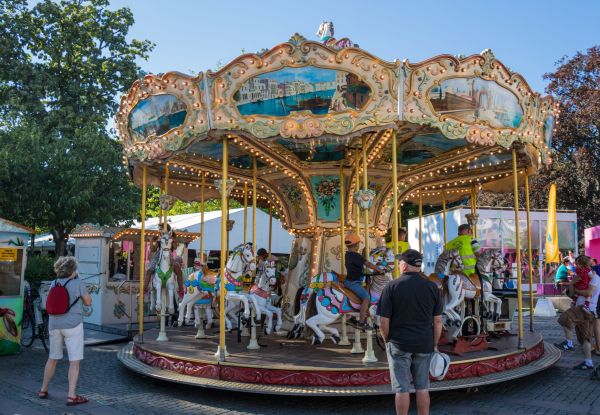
[[3, 317, 600, 415]]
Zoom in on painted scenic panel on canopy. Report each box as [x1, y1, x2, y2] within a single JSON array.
[[233, 67, 371, 117], [310, 175, 342, 222], [272, 178, 310, 225], [186, 141, 266, 169], [129, 94, 187, 142], [386, 133, 467, 165], [429, 78, 523, 128], [276, 137, 345, 162]]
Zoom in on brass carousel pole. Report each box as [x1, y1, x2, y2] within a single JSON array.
[[512, 147, 525, 348], [471, 184, 478, 239], [217, 137, 229, 360], [361, 137, 377, 364], [268, 204, 273, 258], [200, 172, 205, 261], [418, 191, 423, 253], [442, 189, 447, 245], [243, 182, 248, 244], [163, 164, 169, 232], [525, 175, 535, 332], [252, 157, 257, 266], [157, 164, 169, 342], [362, 137, 369, 255], [339, 164, 346, 275], [138, 165, 147, 342], [339, 162, 350, 346], [354, 150, 360, 239], [391, 131, 400, 278]]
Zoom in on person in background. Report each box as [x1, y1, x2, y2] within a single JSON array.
[[592, 258, 600, 278], [378, 249, 443, 415], [256, 248, 269, 267], [387, 228, 411, 255], [39, 256, 92, 406], [554, 266, 600, 369], [344, 233, 383, 331], [445, 224, 480, 277], [568, 255, 593, 314], [567, 250, 577, 270], [555, 257, 573, 290]]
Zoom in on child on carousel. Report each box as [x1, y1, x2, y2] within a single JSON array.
[[344, 233, 383, 331]]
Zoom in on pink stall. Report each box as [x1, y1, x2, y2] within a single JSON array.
[[585, 225, 600, 261]]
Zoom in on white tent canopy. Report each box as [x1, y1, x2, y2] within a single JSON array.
[[132, 207, 293, 254]]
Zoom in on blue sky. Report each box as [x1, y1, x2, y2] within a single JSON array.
[[105, 0, 597, 94]]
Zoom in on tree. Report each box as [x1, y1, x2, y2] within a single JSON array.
[[479, 46, 600, 246], [0, 0, 154, 255]]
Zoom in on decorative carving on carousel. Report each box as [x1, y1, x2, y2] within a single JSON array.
[[116, 72, 209, 162], [130, 338, 544, 387], [402, 49, 557, 164], [207, 31, 398, 139]]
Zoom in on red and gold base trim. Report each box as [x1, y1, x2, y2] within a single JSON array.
[[132, 339, 545, 388]]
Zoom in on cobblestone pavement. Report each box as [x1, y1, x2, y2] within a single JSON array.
[[3, 317, 600, 415]]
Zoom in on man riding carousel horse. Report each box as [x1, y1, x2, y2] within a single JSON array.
[[443, 224, 480, 278]]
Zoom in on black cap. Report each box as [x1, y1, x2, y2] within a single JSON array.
[[396, 249, 423, 267]]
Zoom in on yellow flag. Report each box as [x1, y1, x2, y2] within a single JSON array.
[[545, 183, 560, 263]]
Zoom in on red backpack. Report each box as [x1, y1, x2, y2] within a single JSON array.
[[46, 279, 80, 315]]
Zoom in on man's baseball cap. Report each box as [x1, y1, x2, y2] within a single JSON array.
[[396, 249, 423, 267], [345, 233, 361, 246]]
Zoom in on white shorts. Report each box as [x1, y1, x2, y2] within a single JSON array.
[[49, 323, 84, 361]]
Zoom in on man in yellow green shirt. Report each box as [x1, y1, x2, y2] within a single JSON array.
[[387, 228, 411, 254], [444, 224, 480, 277]]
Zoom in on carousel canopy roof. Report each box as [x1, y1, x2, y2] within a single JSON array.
[[117, 27, 558, 234]]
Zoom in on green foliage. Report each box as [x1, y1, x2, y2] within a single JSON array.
[[478, 46, 600, 247], [0, 0, 154, 255], [143, 186, 242, 218], [25, 255, 56, 291]]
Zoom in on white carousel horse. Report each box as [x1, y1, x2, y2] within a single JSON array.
[[431, 248, 505, 339], [215, 243, 257, 330], [316, 21, 358, 50], [248, 259, 283, 335], [476, 249, 505, 322], [301, 247, 394, 344], [151, 230, 180, 315], [177, 263, 218, 328], [430, 249, 468, 327]]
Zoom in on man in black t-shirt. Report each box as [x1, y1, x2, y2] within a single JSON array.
[[377, 249, 443, 415]]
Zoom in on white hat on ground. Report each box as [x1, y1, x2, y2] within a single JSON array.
[[429, 351, 451, 380]]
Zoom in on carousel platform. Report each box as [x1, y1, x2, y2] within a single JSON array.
[[118, 326, 560, 396]]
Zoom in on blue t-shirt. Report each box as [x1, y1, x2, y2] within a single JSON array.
[[555, 265, 569, 283]]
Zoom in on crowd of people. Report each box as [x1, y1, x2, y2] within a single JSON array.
[[42, 221, 598, 415]]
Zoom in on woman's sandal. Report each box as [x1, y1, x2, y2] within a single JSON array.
[[66, 395, 88, 406], [37, 390, 48, 399]]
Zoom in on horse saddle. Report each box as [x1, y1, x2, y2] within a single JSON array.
[[336, 283, 363, 305], [202, 270, 218, 286], [427, 273, 444, 290], [465, 274, 482, 297]]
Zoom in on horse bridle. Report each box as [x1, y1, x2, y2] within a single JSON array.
[[226, 244, 254, 275]]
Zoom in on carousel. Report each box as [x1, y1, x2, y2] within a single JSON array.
[[117, 23, 561, 395]]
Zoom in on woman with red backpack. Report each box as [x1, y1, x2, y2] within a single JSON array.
[[38, 256, 92, 406]]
